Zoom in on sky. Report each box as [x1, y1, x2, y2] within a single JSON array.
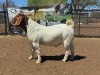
[[0, 0, 27, 7]]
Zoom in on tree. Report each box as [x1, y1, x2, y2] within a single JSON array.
[[0, 0, 17, 10], [4, 0, 17, 8], [72, 0, 98, 10], [27, 0, 66, 6], [28, 0, 99, 9]]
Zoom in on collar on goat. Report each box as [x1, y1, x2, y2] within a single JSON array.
[[12, 13, 29, 33]]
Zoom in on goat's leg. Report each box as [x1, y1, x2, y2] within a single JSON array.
[[62, 41, 70, 62], [69, 43, 74, 60], [35, 50, 42, 64], [62, 50, 70, 62], [29, 46, 35, 60], [32, 43, 41, 64]]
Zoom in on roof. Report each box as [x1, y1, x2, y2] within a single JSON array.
[[84, 5, 100, 10]]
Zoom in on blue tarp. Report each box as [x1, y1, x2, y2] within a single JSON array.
[[84, 5, 100, 10]]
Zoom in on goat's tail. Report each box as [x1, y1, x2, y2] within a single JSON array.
[[66, 19, 74, 28]]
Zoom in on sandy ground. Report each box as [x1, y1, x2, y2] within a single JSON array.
[[0, 35, 100, 75]]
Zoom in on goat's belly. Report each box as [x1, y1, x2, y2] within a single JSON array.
[[40, 37, 63, 46]]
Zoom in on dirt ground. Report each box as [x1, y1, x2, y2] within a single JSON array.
[[0, 35, 100, 75]]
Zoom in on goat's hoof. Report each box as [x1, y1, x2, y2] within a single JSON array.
[[70, 58, 74, 61], [36, 60, 41, 64], [62, 59, 66, 62], [69, 57, 74, 61], [29, 55, 33, 60]]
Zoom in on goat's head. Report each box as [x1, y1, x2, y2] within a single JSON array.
[[12, 13, 29, 33]]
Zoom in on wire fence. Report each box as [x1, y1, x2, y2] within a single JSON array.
[[0, 6, 100, 37], [73, 10, 100, 37], [0, 4, 7, 35]]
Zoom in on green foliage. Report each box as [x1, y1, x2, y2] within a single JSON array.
[[27, 0, 66, 6], [28, 0, 98, 9], [45, 14, 72, 21]]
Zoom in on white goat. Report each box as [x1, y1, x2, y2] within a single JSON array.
[[12, 13, 75, 64]]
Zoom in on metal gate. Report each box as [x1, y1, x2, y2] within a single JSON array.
[[0, 9, 7, 35], [73, 10, 100, 37]]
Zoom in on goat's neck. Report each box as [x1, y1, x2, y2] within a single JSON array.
[[20, 22, 27, 33], [28, 19, 40, 26], [27, 19, 40, 35]]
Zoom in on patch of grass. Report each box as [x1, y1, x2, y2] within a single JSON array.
[[45, 14, 72, 21]]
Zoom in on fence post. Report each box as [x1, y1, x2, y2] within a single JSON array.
[[3, 4, 7, 35], [86, 13, 88, 24], [78, 10, 81, 37]]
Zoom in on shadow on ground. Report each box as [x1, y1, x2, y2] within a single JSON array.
[[41, 55, 86, 63]]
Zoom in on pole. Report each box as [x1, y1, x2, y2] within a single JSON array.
[[3, 4, 7, 35], [6, 0, 9, 7], [6, 0, 11, 34], [78, 10, 81, 37]]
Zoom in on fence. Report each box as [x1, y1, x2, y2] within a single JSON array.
[[73, 10, 100, 37], [0, 5, 7, 35], [0, 6, 100, 37]]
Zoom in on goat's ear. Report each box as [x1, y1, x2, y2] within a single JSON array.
[[12, 15, 23, 26]]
